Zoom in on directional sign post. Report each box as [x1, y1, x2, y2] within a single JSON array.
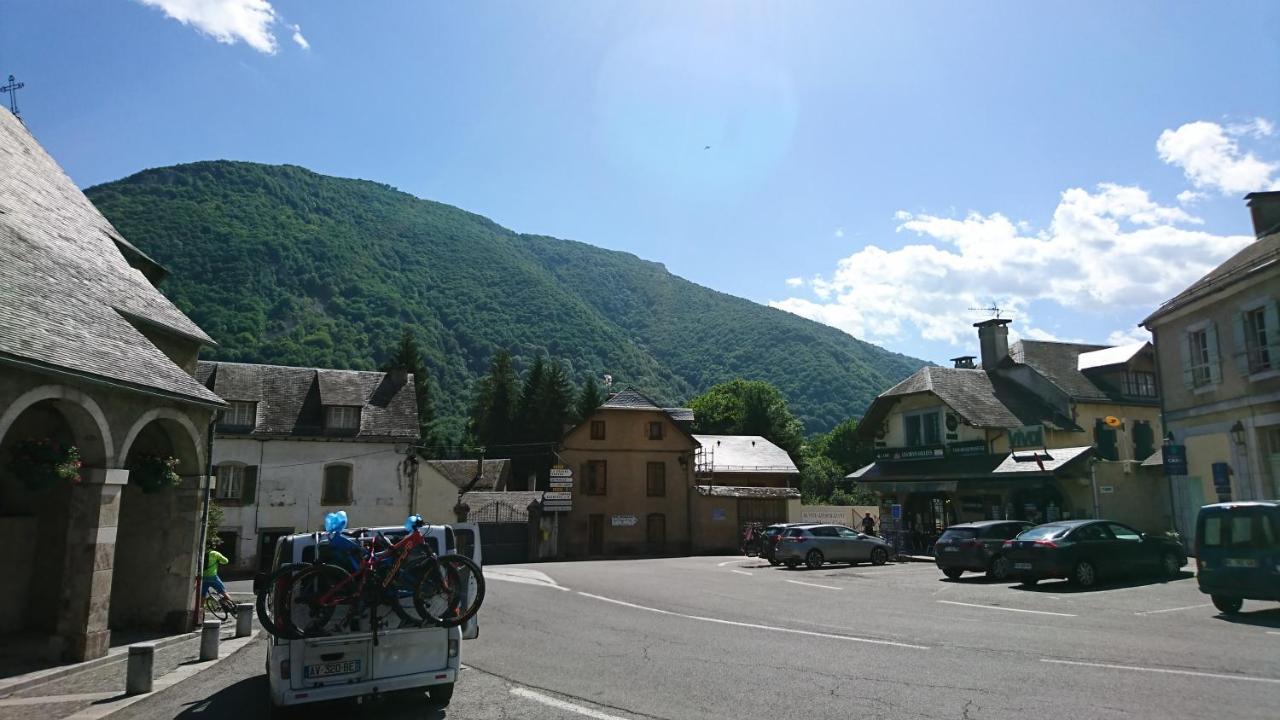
[[544, 467, 574, 512]]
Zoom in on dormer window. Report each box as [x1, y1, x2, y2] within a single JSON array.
[[326, 405, 360, 430], [221, 401, 256, 429], [1121, 371, 1157, 398]]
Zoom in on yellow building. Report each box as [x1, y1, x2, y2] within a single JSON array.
[[851, 319, 1169, 545], [1141, 192, 1280, 544]]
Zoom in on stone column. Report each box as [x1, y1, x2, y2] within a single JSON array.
[[55, 468, 128, 662], [162, 475, 210, 632]]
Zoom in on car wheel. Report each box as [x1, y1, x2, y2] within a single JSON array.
[[1161, 552, 1181, 579], [988, 555, 1011, 581], [805, 550, 824, 569], [785, 560, 799, 569], [870, 547, 888, 566], [1071, 561, 1097, 588], [942, 568, 963, 580], [1019, 577, 1039, 587], [768, 557, 781, 566], [1211, 595, 1243, 615]]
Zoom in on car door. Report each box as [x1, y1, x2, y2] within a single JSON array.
[[453, 523, 482, 640], [810, 526, 842, 560], [1070, 523, 1116, 576], [835, 526, 868, 562], [1106, 522, 1147, 576]]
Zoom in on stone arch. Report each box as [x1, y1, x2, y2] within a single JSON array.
[[117, 407, 205, 475], [0, 384, 114, 467]]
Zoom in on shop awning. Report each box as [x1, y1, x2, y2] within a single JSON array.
[[848, 455, 1005, 482], [848, 446, 1094, 487], [991, 446, 1093, 475]]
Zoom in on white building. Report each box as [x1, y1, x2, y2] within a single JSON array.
[[197, 361, 419, 572]]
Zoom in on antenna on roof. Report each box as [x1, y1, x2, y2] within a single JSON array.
[[968, 303, 1007, 320], [1, 74, 25, 122]]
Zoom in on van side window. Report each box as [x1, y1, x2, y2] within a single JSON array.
[[1227, 512, 1277, 549], [1202, 516, 1222, 546]]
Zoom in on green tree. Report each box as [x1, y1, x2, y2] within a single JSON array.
[[469, 349, 519, 456], [690, 379, 803, 458], [811, 418, 873, 475], [381, 327, 436, 448], [575, 374, 605, 422], [515, 356, 547, 440], [536, 362, 575, 441]]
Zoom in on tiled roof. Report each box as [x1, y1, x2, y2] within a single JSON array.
[[424, 459, 511, 491], [1009, 340, 1111, 401], [317, 369, 373, 406], [0, 109, 222, 405], [693, 435, 798, 474], [663, 407, 695, 423], [197, 361, 418, 441], [695, 485, 801, 499], [600, 387, 661, 410], [1143, 233, 1280, 326], [866, 366, 1064, 430]]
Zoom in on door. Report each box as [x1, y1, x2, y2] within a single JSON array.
[[1071, 523, 1118, 577], [257, 529, 293, 574], [646, 513, 666, 555], [834, 526, 868, 561], [453, 523, 483, 640], [809, 525, 842, 561], [1106, 522, 1148, 574], [588, 514, 604, 556]]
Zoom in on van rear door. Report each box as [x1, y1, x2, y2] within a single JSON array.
[[453, 523, 482, 640], [291, 636, 372, 690], [1198, 506, 1280, 598]]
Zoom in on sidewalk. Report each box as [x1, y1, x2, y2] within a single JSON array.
[[0, 618, 258, 720]]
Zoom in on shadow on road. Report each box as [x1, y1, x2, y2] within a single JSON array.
[[1216, 607, 1280, 628], [938, 574, 1005, 584], [1008, 571, 1195, 594], [173, 676, 448, 719]]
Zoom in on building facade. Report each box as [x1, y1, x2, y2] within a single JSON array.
[[852, 319, 1170, 547], [415, 458, 512, 525], [0, 109, 223, 661], [691, 434, 801, 553], [1142, 192, 1280, 543], [197, 362, 418, 573]]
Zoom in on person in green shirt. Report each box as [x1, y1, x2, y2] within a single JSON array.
[[202, 548, 229, 597]]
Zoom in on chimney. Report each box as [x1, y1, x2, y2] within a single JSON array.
[[973, 319, 1012, 371], [1246, 192, 1280, 239], [951, 356, 976, 369]]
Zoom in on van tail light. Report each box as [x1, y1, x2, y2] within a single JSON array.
[[280, 659, 291, 680], [1034, 540, 1057, 549], [448, 639, 459, 657]]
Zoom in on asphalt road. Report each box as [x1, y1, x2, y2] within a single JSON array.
[[119, 557, 1280, 719]]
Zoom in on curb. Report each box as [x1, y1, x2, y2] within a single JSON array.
[[0, 630, 201, 697]]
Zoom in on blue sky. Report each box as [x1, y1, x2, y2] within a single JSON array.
[[3, 1, 1279, 363]]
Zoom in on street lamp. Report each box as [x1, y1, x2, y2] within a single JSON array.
[[1230, 421, 1246, 447]]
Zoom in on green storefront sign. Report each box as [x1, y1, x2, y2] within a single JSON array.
[[1008, 424, 1045, 450]]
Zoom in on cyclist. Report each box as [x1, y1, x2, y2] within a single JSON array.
[[203, 547, 229, 598]]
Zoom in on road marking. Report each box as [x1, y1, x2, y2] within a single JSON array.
[[730, 569, 753, 576], [510, 687, 634, 720], [784, 579, 841, 590], [486, 568, 570, 592], [0, 693, 118, 707], [1041, 659, 1280, 685], [577, 591, 928, 649], [717, 559, 754, 567], [1134, 603, 1212, 615], [938, 600, 1076, 617], [1267, 631, 1280, 636]]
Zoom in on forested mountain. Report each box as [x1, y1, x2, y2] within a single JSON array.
[[86, 161, 924, 434]]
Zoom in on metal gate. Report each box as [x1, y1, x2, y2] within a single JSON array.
[[737, 499, 787, 526], [469, 499, 530, 564]]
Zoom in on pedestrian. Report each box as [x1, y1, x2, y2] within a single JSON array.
[[861, 512, 876, 535], [203, 547, 229, 598]]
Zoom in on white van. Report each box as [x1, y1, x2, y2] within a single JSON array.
[[257, 523, 481, 716]]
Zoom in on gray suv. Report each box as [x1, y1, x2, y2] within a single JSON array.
[[774, 524, 892, 569]]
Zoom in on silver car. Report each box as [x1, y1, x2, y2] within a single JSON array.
[[774, 524, 892, 569]]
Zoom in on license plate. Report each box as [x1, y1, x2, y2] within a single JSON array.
[[304, 659, 361, 679], [944, 546, 960, 552], [1014, 562, 1032, 570], [1225, 558, 1258, 568]]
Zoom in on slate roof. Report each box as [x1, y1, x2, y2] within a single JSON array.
[[459, 491, 542, 521], [601, 388, 661, 410], [424, 459, 511, 492], [1144, 232, 1279, 326], [1008, 340, 1112, 402], [860, 366, 1069, 433], [197, 361, 418, 441], [663, 408, 695, 423], [695, 485, 801, 499], [317, 369, 374, 406], [0, 108, 222, 406], [693, 435, 798, 474]]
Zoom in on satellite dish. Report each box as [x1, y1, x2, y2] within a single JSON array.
[[1104, 416, 1122, 428]]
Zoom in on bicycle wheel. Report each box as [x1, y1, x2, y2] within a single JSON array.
[[411, 557, 463, 626], [417, 553, 485, 628], [221, 594, 239, 617], [204, 594, 229, 622], [256, 562, 308, 639], [285, 563, 360, 638]]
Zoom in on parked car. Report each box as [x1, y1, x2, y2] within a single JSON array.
[[934, 520, 1033, 580], [1195, 501, 1280, 615], [760, 523, 808, 566], [1003, 519, 1186, 588], [774, 524, 891, 569]]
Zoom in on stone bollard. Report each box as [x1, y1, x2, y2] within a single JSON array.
[[236, 604, 253, 638], [199, 619, 221, 661], [125, 642, 156, 695]]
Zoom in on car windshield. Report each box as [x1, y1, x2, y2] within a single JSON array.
[[1017, 525, 1070, 541], [938, 528, 977, 541]]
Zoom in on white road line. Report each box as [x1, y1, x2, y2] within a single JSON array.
[[938, 600, 1076, 617], [1267, 631, 1280, 636], [717, 559, 754, 567], [576, 591, 928, 649], [486, 568, 570, 592], [510, 687, 634, 720], [1041, 658, 1280, 685], [1134, 603, 1212, 615], [0, 693, 118, 707], [730, 569, 753, 576], [784, 579, 841, 590]]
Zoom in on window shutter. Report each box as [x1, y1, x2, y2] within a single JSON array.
[[242, 465, 258, 504], [1179, 332, 1194, 389], [1205, 322, 1222, 384], [1233, 312, 1251, 376], [1267, 301, 1280, 359]]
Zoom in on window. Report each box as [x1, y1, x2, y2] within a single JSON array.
[[590, 421, 606, 440], [810, 525, 840, 538], [646, 513, 666, 549], [1108, 523, 1142, 542], [584, 460, 607, 495], [214, 532, 238, 564], [1073, 524, 1112, 542], [215, 464, 243, 500], [1122, 371, 1157, 398], [646, 462, 666, 496], [903, 410, 941, 447], [326, 406, 360, 430], [648, 421, 663, 440], [221, 401, 256, 428], [1188, 329, 1212, 387], [322, 464, 353, 505], [1244, 306, 1272, 373], [1093, 419, 1119, 461], [1132, 420, 1156, 461], [836, 527, 861, 538]]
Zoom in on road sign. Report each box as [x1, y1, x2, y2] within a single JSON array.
[[611, 515, 637, 527], [1163, 444, 1187, 475], [550, 467, 573, 478], [891, 504, 902, 521], [542, 503, 572, 513], [544, 491, 572, 500]]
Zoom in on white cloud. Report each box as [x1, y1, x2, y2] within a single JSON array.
[[1156, 119, 1279, 195], [137, 0, 306, 54], [784, 276, 805, 288], [1106, 327, 1151, 346], [1176, 190, 1205, 205], [833, 227, 845, 238]]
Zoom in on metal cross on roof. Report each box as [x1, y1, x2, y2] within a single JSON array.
[[1, 74, 25, 119]]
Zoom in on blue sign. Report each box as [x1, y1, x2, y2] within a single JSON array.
[[1212, 462, 1232, 502], [891, 504, 902, 520], [1163, 444, 1187, 476]]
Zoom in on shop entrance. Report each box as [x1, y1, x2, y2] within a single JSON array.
[[903, 492, 956, 553], [1010, 483, 1068, 524]]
